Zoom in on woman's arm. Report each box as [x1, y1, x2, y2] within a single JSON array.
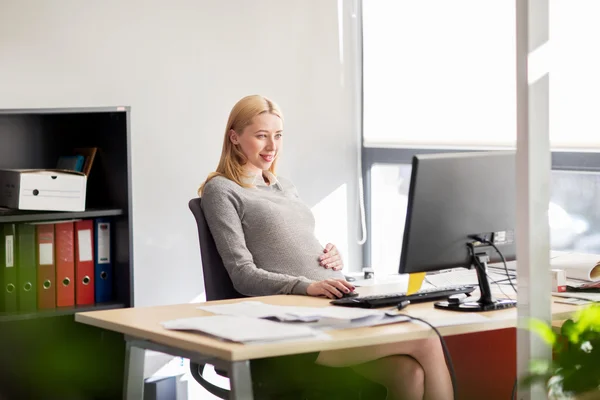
[[201, 183, 313, 296]]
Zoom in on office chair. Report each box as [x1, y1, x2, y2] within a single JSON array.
[[188, 197, 385, 399]]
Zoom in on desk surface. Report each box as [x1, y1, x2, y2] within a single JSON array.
[[75, 283, 579, 362]]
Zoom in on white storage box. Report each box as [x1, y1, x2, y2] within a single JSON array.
[[0, 169, 87, 212]]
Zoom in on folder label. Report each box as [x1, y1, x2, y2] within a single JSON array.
[[39, 243, 53, 265], [5, 235, 14, 267], [97, 223, 111, 264], [78, 229, 93, 262]]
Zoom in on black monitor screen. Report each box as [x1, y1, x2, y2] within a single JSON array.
[[399, 151, 516, 275]]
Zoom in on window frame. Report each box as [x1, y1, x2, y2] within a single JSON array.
[[360, 147, 600, 269]]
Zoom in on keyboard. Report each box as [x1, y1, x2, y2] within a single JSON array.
[[330, 285, 477, 308]]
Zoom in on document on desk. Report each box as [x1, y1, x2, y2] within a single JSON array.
[[196, 301, 410, 330], [197, 301, 393, 322], [161, 315, 328, 344], [552, 292, 600, 302]]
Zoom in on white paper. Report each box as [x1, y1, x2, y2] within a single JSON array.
[[490, 252, 600, 282], [425, 268, 512, 288], [310, 314, 409, 330], [161, 315, 325, 343], [96, 222, 110, 264], [39, 243, 53, 265], [554, 297, 593, 306], [550, 252, 600, 281], [78, 229, 93, 262], [552, 292, 600, 302], [197, 301, 388, 322], [5, 235, 13, 267], [566, 278, 588, 288]]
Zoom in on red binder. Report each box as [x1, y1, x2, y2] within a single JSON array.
[[55, 222, 75, 307], [75, 220, 95, 305], [36, 224, 56, 309]]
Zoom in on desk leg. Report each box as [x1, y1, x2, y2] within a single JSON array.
[[229, 360, 253, 400], [123, 341, 145, 400]]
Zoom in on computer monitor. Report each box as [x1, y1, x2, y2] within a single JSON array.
[[399, 151, 517, 312]]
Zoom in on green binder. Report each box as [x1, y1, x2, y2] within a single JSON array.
[[16, 223, 37, 312], [0, 224, 18, 313]]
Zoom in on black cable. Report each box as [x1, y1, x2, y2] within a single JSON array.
[[470, 247, 513, 300], [484, 240, 518, 294], [512, 377, 518, 399], [490, 277, 517, 285], [472, 237, 518, 294], [397, 314, 457, 400]]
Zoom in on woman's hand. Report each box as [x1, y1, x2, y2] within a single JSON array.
[[319, 243, 343, 271], [307, 279, 355, 299]]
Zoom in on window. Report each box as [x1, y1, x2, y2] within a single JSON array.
[[363, 1, 516, 148], [368, 162, 600, 275], [361, 2, 600, 272], [363, 1, 600, 149]]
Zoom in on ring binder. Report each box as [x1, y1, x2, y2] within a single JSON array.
[[75, 220, 95, 305]]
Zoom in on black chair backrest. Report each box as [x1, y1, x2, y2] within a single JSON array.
[[189, 198, 245, 301]]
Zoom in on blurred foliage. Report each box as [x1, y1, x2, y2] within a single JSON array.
[[521, 304, 600, 399]]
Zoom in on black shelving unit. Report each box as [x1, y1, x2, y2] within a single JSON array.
[[0, 107, 133, 399], [0, 208, 124, 224]]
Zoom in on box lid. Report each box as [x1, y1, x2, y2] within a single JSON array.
[[2, 168, 86, 177]]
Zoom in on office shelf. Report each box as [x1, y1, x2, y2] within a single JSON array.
[[0, 302, 126, 322], [0, 207, 125, 224], [0, 107, 133, 398]]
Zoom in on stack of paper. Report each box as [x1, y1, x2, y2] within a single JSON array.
[[161, 301, 410, 343], [196, 301, 392, 322], [196, 301, 409, 331], [552, 292, 600, 303], [161, 315, 327, 344]]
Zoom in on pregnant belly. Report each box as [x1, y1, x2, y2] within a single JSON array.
[[251, 237, 345, 281]]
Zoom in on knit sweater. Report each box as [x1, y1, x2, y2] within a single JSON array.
[[201, 172, 344, 296]]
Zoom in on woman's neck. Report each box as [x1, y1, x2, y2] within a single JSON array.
[[244, 168, 270, 186]]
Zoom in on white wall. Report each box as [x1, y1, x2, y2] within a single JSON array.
[[0, 0, 362, 307]]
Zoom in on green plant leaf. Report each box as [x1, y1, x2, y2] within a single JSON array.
[[529, 359, 552, 375], [526, 305, 600, 396], [575, 304, 600, 331], [562, 319, 579, 343], [520, 372, 553, 389], [529, 318, 557, 346]]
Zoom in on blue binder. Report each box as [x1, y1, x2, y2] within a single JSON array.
[[94, 218, 113, 303]]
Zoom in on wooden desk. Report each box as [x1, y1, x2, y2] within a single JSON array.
[[75, 284, 579, 400]]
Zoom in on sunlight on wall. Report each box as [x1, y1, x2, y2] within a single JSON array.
[[311, 183, 351, 271]]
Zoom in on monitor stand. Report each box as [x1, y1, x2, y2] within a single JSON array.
[[434, 243, 517, 312]]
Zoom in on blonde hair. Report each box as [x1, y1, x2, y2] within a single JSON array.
[[198, 95, 284, 195]]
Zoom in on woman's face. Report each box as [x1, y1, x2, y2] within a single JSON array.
[[230, 112, 283, 175]]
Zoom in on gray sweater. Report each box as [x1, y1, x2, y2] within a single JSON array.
[[201, 173, 344, 296]]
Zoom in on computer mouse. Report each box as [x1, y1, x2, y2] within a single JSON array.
[[340, 291, 359, 298]]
